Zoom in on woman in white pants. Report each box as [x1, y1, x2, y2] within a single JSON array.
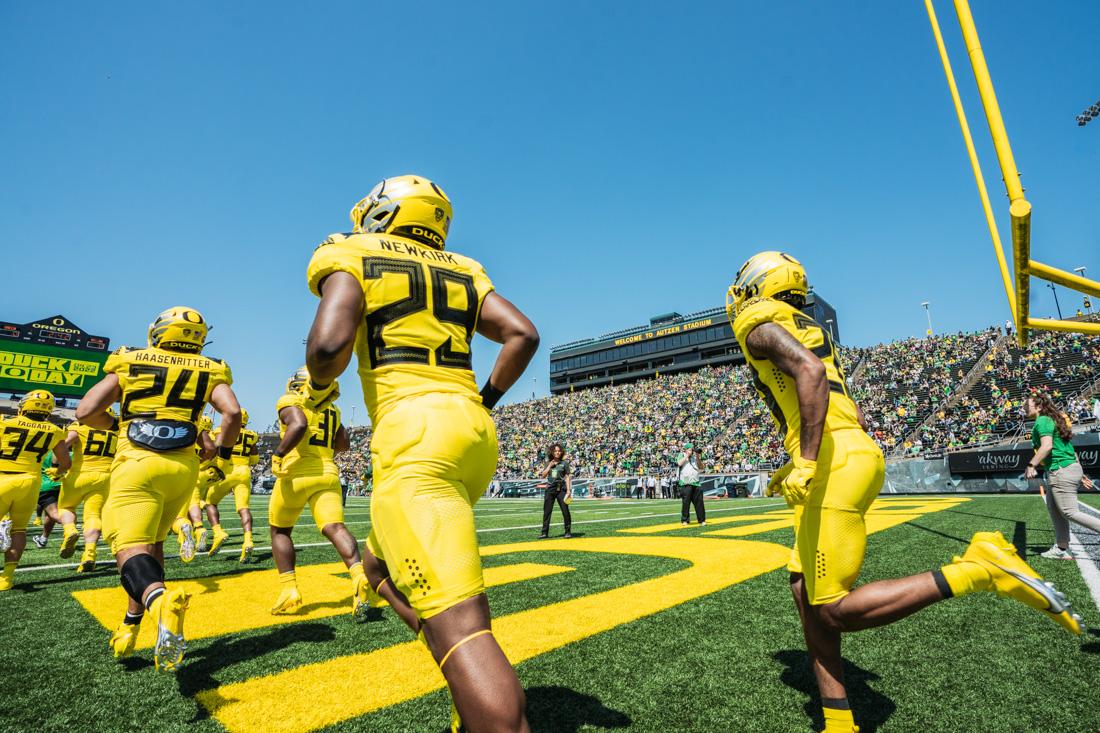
[[1024, 392, 1100, 559]]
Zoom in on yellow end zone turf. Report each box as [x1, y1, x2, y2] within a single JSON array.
[[72, 561, 574, 649]]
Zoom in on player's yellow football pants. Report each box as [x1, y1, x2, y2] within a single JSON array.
[[0, 473, 38, 531], [58, 470, 110, 532], [270, 473, 344, 529], [366, 393, 497, 620], [102, 451, 198, 553], [788, 428, 886, 605]]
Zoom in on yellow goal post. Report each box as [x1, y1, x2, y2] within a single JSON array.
[[924, 0, 1100, 346]]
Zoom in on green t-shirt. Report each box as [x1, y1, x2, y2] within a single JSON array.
[[1031, 415, 1076, 472], [40, 453, 62, 493]]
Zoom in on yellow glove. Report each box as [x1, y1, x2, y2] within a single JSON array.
[[766, 463, 793, 499], [304, 379, 339, 409], [45, 467, 65, 481], [271, 455, 288, 478], [212, 456, 233, 482], [779, 454, 817, 506]]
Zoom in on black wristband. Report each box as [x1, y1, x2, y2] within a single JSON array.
[[109, 417, 120, 432], [217, 446, 233, 460], [479, 382, 506, 410], [309, 379, 330, 391]]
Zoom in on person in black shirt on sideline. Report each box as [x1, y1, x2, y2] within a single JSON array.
[[537, 443, 572, 539]]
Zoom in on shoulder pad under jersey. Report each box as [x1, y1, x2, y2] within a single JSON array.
[[316, 232, 352, 249]]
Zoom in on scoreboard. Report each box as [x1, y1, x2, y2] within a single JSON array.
[[0, 315, 111, 399], [549, 294, 838, 394]]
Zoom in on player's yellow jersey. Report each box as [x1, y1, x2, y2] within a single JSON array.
[[106, 345, 233, 459], [212, 427, 259, 467], [0, 415, 64, 475], [275, 391, 340, 477], [307, 232, 495, 425], [66, 421, 118, 473], [732, 297, 862, 457]]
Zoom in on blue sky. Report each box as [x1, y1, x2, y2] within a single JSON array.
[[2, 1, 1097, 422]]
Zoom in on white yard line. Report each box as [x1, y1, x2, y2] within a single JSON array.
[[1068, 530, 1100, 613], [14, 500, 787, 574]]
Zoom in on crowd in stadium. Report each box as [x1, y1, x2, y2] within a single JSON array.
[[244, 321, 1100, 486]]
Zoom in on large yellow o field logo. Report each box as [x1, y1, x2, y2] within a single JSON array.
[[71, 497, 966, 733]]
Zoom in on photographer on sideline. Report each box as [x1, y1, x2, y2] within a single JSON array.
[[538, 443, 573, 539]]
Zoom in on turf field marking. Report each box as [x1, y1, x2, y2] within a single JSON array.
[[474, 500, 787, 533], [619, 497, 968, 537], [71, 560, 572, 648], [196, 535, 792, 733], [1067, 530, 1100, 612]]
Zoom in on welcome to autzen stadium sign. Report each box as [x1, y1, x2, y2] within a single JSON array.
[[0, 315, 110, 399], [947, 438, 1100, 475]]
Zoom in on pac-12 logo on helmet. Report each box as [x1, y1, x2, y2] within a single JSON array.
[[147, 306, 208, 353], [349, 175, 453, 251], [726, 251, 809, 321], [18, 389, 55, 418]]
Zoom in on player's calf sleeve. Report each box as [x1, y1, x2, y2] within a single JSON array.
[[937, 561, 990, 597], [279, 570, 296, 588], [120, 553, 165, 606], [84, 517, 102, 533]]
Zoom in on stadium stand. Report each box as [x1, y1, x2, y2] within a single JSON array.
[[249, 318, 1100, 485]]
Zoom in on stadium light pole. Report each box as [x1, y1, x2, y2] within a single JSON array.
[[1046, 282, 1064, 319], [532, 377, 537, 399], [825, 318, 836, 342], [921, 301, 933, 336]]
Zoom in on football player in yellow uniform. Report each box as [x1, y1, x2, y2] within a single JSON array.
[[267, 366, 419, 626], [204, 409, 259, 562], [304, 175, 539, 733], [727, 252, 1083, 733], [56, 407, 119, 571], [171, 415, 215, 562], [76, 306, 243, 671], [0, 391, 70, 590]]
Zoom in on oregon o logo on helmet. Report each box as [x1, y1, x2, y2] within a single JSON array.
[[182, 310, 204, 324]]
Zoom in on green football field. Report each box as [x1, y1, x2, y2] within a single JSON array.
[[3, 492, 1099, 733]]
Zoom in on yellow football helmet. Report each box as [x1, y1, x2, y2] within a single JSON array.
[[286, 366, 310, 394], [349, 174, 452, 250], [726, 251, 809, 320], [148, 306, 208, 353], [240, 408, 249, 426], [286, 366, 339, 403], [19, 389, 55, 418]]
